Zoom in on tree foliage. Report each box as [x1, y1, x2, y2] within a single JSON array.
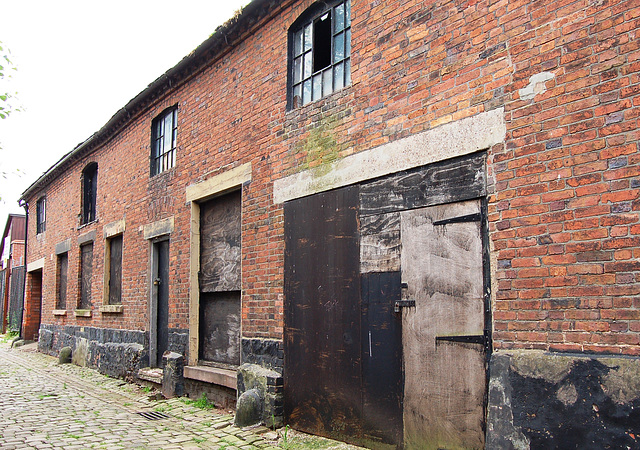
[[0, 41, 18, 120]]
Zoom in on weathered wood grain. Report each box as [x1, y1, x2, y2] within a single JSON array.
[[360, 212, 401, 273], [79, 244, 93, 309], [400, 200, 486, 449], [199, 190, 241, 292], [199, 291, 241, 366], [360, 152, 486, 217]]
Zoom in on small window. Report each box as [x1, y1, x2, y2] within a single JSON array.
[[151, 107, 178, 176], [81, 163, 98, 224], [56, 252, 68, 310], [36, 197, 46, 234], [289, 0, 351, 108], [105, 235, 123, 305]]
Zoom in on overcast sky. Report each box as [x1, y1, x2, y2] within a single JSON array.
[[0, 0, 251, 223]]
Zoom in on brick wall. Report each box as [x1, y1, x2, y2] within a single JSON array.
[[23, 0, 639, 357]]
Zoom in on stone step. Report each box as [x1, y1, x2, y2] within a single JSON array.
[[137, 367, 163, 384]]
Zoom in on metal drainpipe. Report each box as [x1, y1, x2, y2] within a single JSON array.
[[18, 199, 28, 340]]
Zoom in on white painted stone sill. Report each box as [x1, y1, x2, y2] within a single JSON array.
[[99, 305, 123, 314], [184, 365, 237, 390], [52, 309, 67, 316], [74, 309, 92, 317]]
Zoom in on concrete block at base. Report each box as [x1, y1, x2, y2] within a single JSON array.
[[59, 346, 72, 364], [236, 363, 284, 428], [486, 350, 640, 449], [162, 352, 185, 398], [235, 388, 263, 427]]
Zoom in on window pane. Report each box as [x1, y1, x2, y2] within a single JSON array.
[[323, 69, 333, 96], [313, 73, 322, 101], [334, 32, 344, 63], [304, 24, 312, 51], [346, 0, 351, 27], [345, 58, 351, 85], [346, 28, 351, 57], [294, 57, 302, 83], [303, 79, 312, 104], [304, 52, 312, 79], [294, 29, 303, 56], [334, 62, 344, 90], [294, 84, 302, 103], [335, 4, 345, 33]]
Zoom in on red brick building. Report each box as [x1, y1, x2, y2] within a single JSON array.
[[0, 214, 26, 334], [20, 0, 640, 448]]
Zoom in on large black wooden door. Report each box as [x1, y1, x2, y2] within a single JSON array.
[[155, 239, 170, 366], [284, 186, 365, 443]]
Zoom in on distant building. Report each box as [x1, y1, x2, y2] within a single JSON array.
[[0, 214, 25, 334], [19, 0, 640, 448]]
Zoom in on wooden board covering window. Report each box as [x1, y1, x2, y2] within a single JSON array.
[[79, 243, 93, 310], [108, 236, 122, 305], [57, 253, 68, 310]]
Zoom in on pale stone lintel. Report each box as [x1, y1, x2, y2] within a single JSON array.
[[273, 108, 507, 204], [52, 309, 67, 316], [55, 239, 72, 255], [143, 217, 175, 240], [99, 305, 124, 314], [186, 163, 252, 203], [184, 365, 237, 390], [74, 309, 92, 317], [27, 257, 45, 272], [78, 230, 96, 245], [103, 219, 126, 238]]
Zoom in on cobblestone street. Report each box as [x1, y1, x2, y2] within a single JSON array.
[[0, 340, 357, 450]]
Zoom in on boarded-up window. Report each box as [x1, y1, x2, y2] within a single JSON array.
[[79, 243, 93, 309], [107, 235, 123, 305], [199, 190, 241, 367], [56, 253, 68, 309]]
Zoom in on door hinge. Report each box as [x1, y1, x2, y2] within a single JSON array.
[[394, 300, 416, 313], [433, 212, 482, 226], [435, 330, 491, 351]]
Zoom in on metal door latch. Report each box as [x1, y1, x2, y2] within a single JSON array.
[[394, 300, 416, 313], [153, 278, 161, 286]]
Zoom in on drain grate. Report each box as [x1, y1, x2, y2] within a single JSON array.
[[137, 411, 171, 421]]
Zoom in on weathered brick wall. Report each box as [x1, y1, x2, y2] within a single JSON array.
[[24, 0, 639, 358]]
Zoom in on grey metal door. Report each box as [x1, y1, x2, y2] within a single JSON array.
[[400, 199, 488, 449]]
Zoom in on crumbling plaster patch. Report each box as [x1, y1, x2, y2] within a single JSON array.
[[518, 72, 556, 101]]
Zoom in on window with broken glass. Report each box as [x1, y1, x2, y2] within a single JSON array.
[[151, 107, 177, 176], [290, 0, 351, 108]]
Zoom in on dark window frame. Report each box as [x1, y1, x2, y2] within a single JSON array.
[[288, 0, 351, 109], [36, 197, 46, 234], [56, 252, 68, 310], [81, 162, 98, 225], [150, 106, 178, 176], [78, 242, 93, 310], [106, 234, 123, 305]]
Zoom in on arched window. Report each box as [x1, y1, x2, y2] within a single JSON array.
[[81, 162, 98, 224], [289, 0, 351, 108]]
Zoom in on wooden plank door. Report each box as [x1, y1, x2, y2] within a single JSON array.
[[400, 199, 487, 450]]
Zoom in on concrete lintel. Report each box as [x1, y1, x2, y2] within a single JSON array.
[[103, 219, 126, 238], [143, 217, 175, 240], [27, 257, 45, 272], [55, 239, 72, 255], [186, 163, 252, 203], [273, 108, 506, 204], [78, 230, 96, 245], [184, 365, 237, 390]]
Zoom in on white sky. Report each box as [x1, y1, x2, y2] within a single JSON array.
[[0, 0, 251, 223]]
